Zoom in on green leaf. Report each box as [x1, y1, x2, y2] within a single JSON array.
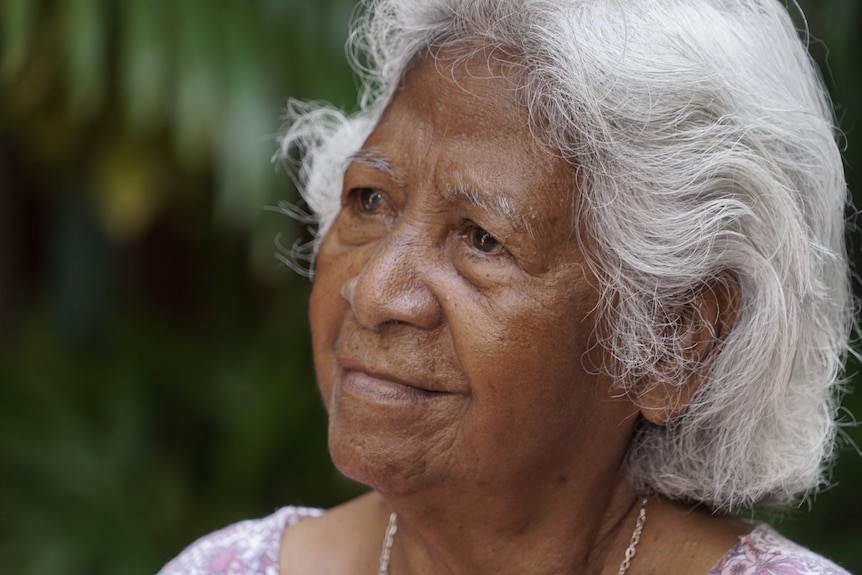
[[0, 0, 37, 79], [64, 0, 107, 117], [172, 0, 223, 166], [120, 0, 172, 131]]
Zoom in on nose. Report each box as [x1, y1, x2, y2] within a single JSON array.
[[341, 234, 443, 331]]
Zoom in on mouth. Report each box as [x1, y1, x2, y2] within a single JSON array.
[[342, 369, 445, 403], [337, 358, 454, 404]]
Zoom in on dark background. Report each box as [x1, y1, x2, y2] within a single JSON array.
[[0, 1, 860, 573]]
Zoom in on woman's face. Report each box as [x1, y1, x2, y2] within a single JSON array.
[[310, 53, 638, 495]]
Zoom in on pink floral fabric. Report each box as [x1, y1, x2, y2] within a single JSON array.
[[158, 507, 322, 575], [709, 524, 850, 575], [159, 508, 851, 575]]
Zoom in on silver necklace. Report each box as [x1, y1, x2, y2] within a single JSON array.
[[616, 497, 648, 575], [377, 497, 649, 575], [377, 511, 399, 575]]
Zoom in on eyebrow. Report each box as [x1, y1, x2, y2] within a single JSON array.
[[444, 183, 536, 239], [345, 148, 398, 179]]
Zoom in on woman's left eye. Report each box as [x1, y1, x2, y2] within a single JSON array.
[[469, 226, 501, 253], [354, 188, 384, 213]]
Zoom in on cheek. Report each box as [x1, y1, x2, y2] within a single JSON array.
[[454, 292, 604, 411], [309, 239, 352, 409]]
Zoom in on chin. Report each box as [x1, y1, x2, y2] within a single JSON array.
[[328, 423, 432, 496], [326, 394, 448, 496]]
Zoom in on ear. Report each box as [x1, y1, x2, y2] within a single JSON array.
[[639, 273, 740, 425]]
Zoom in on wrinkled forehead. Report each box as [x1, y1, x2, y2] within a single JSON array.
[[392, 43, 572, 175], [396, 42, 531, 114], [364, 47, 585, 252]]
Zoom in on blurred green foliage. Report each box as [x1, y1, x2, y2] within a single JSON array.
[[0, 1, 860, 574]]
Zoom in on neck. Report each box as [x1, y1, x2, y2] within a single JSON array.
[[377, 469, 643, 575]]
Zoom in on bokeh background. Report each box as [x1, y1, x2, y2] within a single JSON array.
[[0, 1, 860, 573]]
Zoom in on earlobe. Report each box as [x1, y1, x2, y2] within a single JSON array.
[[638, 273, 741, 425]]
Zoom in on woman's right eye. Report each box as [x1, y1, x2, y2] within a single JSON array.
[[352, 188, 384, 213]]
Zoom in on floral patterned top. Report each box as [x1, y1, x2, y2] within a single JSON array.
[[157, 507, 851, 575]]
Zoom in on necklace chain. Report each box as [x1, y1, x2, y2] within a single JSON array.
[[377, 497, 649, 575], [377, 511, 399, 575], [616, 497, 648, 575]]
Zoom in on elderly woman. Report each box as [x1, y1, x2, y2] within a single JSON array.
[[160, 0, 855, 573]]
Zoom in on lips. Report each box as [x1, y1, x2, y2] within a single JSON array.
[[337, 355, 452, 397], [341, 361, 426, 390], [341, 370, 445, 406]]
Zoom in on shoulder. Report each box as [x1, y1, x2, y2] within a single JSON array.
[[279, 491, 392, 573], [158, 506, 323, 575], [709, 524, 851, 575]]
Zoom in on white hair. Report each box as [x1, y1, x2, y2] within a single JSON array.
[[277, 0, 854, 510]]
